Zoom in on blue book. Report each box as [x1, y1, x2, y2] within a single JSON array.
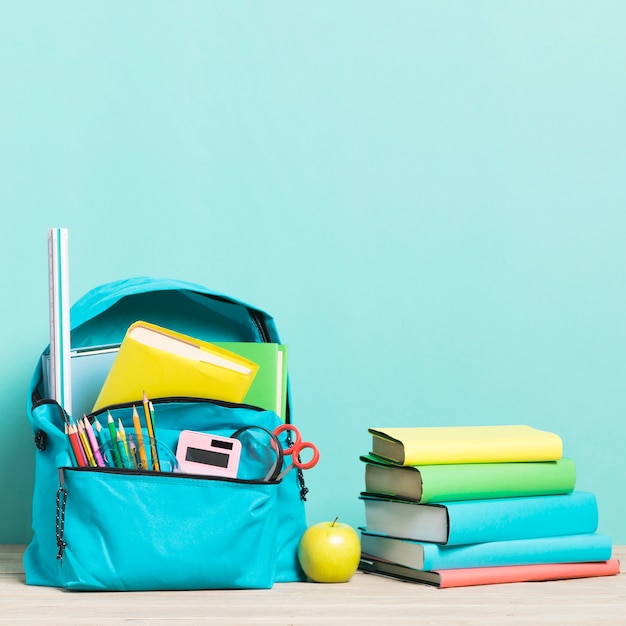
[[360, 531, 613, 571], [360, 491, 598, 545]]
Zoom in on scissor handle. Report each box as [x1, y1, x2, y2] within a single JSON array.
[[291, 441, 320, 470], [273, 424, 302, 454]]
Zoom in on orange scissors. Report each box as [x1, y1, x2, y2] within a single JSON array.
[[272, 424, 320, 480]]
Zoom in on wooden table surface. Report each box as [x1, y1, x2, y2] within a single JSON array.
[[1, 545, 624, 625]]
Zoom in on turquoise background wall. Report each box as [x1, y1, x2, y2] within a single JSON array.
[[1, 2, 625, 543]]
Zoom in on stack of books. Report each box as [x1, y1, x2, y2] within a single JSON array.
[[358, 425, 620, 588]]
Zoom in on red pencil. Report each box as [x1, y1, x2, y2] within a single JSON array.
[[68, 423, 88, 467]]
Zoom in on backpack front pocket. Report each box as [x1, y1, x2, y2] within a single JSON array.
[[56, 467, 278, 591]]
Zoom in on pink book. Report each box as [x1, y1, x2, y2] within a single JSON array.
[[360, 558, 621, 588], [434, 559, 621, 588]]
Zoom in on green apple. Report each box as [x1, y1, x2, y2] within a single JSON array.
[[297, 517, 361, 583]]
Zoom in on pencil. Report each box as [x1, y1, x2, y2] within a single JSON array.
[[93, 417, 106, 446], [143, 391, 160, 471], [68, 424, 87, 467], [77, 420, 96, 467], [107, 411, 122, 468], [128, 434, 139, 468], [132, 405, 149, 470], [118, 419, 135, 468], [116, 432, 130, 468], [149, 400, 161, 471], [84, 416, 104, 467], [93, 418, 109, 467], [118, 419, 130, 457], [64, 423, 78, 467]]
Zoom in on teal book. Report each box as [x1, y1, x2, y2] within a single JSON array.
[[361, 454, 576, 503], [360, 491, 598, 545], [213, 342, 287, 419], [360, 531, 613, 571]]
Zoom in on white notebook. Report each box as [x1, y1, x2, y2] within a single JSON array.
[[42, 345, 119, 418]]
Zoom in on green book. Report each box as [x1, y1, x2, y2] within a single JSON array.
[[360, 454, 576, 503], [214, 342, 287, 419]]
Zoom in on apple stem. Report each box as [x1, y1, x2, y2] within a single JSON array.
[[331, 516, 339, 527]]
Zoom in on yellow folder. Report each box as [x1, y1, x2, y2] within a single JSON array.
[[92, 321, 259, 411]]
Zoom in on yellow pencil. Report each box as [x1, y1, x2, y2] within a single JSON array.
[[118, 419, 130, 458], [143, 391, 160, 471], [77, 420, 96, 466], [149, 400, 161, 471], [132, 405, 149, 469]]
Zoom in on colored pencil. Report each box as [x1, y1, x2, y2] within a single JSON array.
[[93, 418, 111, 467], [68, 423, 88, 467], [84, 416, 104, 467], [64, 423, 74, 464], [149, 400, 161, 471], [77, 420, 96, 466], [128, 434, 139, 468], [143, 391, 160, 471], [93, 417, 106, 447], [118, 419, 130, 458], [64, 423, 78, 467], [132, 405, 149, 470], [107, 411, 122, 468], [116, 432, 130, 468]]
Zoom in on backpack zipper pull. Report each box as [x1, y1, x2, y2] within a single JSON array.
[[55, 469, 68, 562]]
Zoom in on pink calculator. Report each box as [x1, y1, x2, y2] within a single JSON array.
[[176, 430, 242, 478]]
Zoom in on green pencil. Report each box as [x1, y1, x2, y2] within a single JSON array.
[[107, 411, 122, 468], [116, 432, 130, 468]]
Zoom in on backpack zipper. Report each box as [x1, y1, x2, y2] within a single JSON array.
[[86, 395, 268, 418], [58, 465, 279, 484]]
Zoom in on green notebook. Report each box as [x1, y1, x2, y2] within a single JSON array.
[[213, 342, 287, 419]]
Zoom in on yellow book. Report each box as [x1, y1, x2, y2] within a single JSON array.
[[92, 321, 259, 411], [369, 425, 563, 466]]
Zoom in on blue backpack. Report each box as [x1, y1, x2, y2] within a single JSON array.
[[24, 277, 308, 590]]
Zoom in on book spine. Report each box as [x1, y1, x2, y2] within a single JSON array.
[[446, 491, 598, 545], [422, 533, 613, 570]]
